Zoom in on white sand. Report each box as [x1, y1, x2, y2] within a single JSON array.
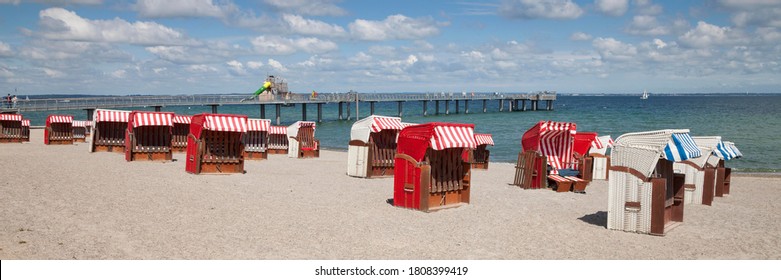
[[1, 129, 780, 259]]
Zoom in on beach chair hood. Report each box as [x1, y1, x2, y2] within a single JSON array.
[[94, 109, 130, 123], [286, 121, 316, 138], [572, 132, 599, 157], [128, 111, 174, 128], [0, 114, 22, 121], [173, 115, 192, 124], [521, 121, 577, 172], [613, 129, 701, 178], [474, 133, 495, 146], [190, 113, 248, 139], [247, 118, 271, 132], [397, 122, 476, 162], [350, 115, 404, 142]]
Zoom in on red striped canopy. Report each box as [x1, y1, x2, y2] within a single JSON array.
[[296, 121, 316, 129], [72, 120, 89, 127], [474, 133, 495, 146], [0, 114, 22, 121], [203, 114, 248, 132], [573, 132, 598, 156], [269, 125, 287, 135], [85, 120, 92, 126], [522, 121, 577, 174], [172, 115, 192, 124], [129, 111, 174, 127], [94, 109, 130, 122], [397, 122, 476, 162], [21, 119, 30, 126], [247, 118, 271, 132], [47, 115, 73, 124], [370, 116, 404, 132]]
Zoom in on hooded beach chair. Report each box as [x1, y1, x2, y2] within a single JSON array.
[[716, 141, 741, 197], [268, 125, 288, 154], [124, 111, 174, 162], [171, 115, 192, 153], [347, 115, 404, 178], [0, 113, 23, 143], [394, 122, 476, 212], [90, 109, 130, 153], [44, 115, 74, 145], [470, 133, 494, 170], [244, 118, 272, 160], [21, 119, 30, 142], [607, 129, 701, 236], [514, 121, 585, 193], [287, 121, 319, 158], [672, 136, 724, 206], [71, 120, 88, 143], [185, 113, 248, 174]]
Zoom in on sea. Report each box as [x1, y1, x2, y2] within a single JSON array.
[[13, 94, 781, 173]]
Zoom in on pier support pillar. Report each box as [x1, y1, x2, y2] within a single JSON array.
[[499, 100, 504, 112], [84, 108, 95, 121], [346, 102, 352, 120], [482, 99, 487, 113], [338, 102, 343, 120], [302, 103, 307, 121], [209, 104, 219, 114], [547, 100, 553, 111], [397, 101, 404, 117], [533, 100, 538, 111], [455, 100, 460, 114], [422, 100, 428, 116], [260, 104, 266, 119], [435, 100, 440, 115], [275, 104, 281, 125], [445, 100, 450, 115], [153, 106, 162, 112], [522, 100, 527, 111], [509, 99, 514, 112], [465, 100, 469, 114], [317, 103, 323, 123], [370, 102, 376, 115]]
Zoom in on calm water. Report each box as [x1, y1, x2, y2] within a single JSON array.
[[17, 95, 781, 172]]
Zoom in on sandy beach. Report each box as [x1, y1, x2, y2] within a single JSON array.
[[1, 129, 779, 260]]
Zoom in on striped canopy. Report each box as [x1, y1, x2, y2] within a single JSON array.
[[287, 121, 316, 138], [431, 125, 476, 150], [724, 141, 742, 158], [130, 111, 174, 127], [94, 109, 130, 123], [474, 133, 494, 146], [269, 125, 287, 135], [203, 115, 248, 132], [172, 115, 192, 124], [350, 115, 403, 142], [522, 121, 577, 173], [72, 120, 89, 127], [247, 118, 271, 132], [370, 116, 403, 132], [663, 133, 701, 161], [0, 114, 22, 121], [47, 115, 73, 124], [21, 119, 30, 127], [397, 122, 476, 162]]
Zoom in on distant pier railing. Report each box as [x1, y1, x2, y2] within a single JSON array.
[[3, 91, 557, 124]]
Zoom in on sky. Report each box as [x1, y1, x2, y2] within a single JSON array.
[[0, 0, 779, 95]]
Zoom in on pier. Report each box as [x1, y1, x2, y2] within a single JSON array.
[[3, 91, 557, 125]]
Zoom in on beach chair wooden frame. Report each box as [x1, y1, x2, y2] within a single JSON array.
[[469, 145, 491, 169], [90, 109, 130, 153], [0, 114, 23, 143], [185, 113, 247, 175], [394, 122, 475, 212], [243, 119, 271, 160], [125, 111, 174, 162], [72, 121, 88, 143], [607, 129, 700, 236], [21, 119, 30, 142], [347, 115, 404, 178], [171, 115, 191, 153], [268, 126, 289, 154], [548, 174, 573, 192], [590, 153, 610, 180], [287, 121, 319, 159], [45, 115, 74, 145], [513, 150, 547, 189]]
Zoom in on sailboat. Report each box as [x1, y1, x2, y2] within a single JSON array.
[[641, 90, 649, 100]]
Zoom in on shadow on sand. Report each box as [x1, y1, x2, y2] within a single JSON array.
[[578, 211, 607, 228]]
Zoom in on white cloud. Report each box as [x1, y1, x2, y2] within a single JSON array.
[[633, 0, 663, 16], [134, 0, 236, 19], [349, 14, 440, 41], [247, 61, 264, 69], [43, 67, 65, 78], [592, 37, 638, 61], [250, 36, 338, 55], [282, 14, 347, 37], [0, 41, 12, 56], [625, 15, 669, 35], [37, 8, 198, 46], [595, 0, 629, 17], [267, 58, 288, 72], [110, 69, 126, 78], [678, 21, 736, 48], [0, 0, 21, 4], [570, 32, 592, 41], [226, 60, 246, 76], [152, 67, 166, 74], [0, 65, 14, 78], [653, 38, 667, 49], [187, 64, 218, 73], [499, 0, 584, 20], [263, 0, 347, 16], [1, 0, 102, 4]]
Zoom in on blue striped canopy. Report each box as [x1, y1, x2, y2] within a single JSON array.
[[715, 141, 734, 160], [663, 133, 701, 162], [727, 143, 743, 158]]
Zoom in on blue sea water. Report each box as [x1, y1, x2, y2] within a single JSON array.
[[15, 95, 781, 172]]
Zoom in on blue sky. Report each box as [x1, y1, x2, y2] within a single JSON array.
[[0, 0, 779, 95]]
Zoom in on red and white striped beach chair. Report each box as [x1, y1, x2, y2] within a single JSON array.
[[125, 111, 174, 161], [21, 119, 30, 142], [608, 129, 701, 236], [347, 115, 404, 178], [244, 118, 271, 160], [268, 125, 288, 154], [0, 114, 23, 143], [91, 109, 130, 153], [185, 113, 248, 174], [394, 122, 476, 212], [470, 133, 494, 170], [514, 121, 577, 190], [71, 120, 88, 143], [171, 115, 191, 153], [287, 121, 319, 158], [45, 115, 74, 145]]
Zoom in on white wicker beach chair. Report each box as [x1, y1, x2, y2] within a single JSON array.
[[607, 129, 701, 235], [673, 136, 721, 205]]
